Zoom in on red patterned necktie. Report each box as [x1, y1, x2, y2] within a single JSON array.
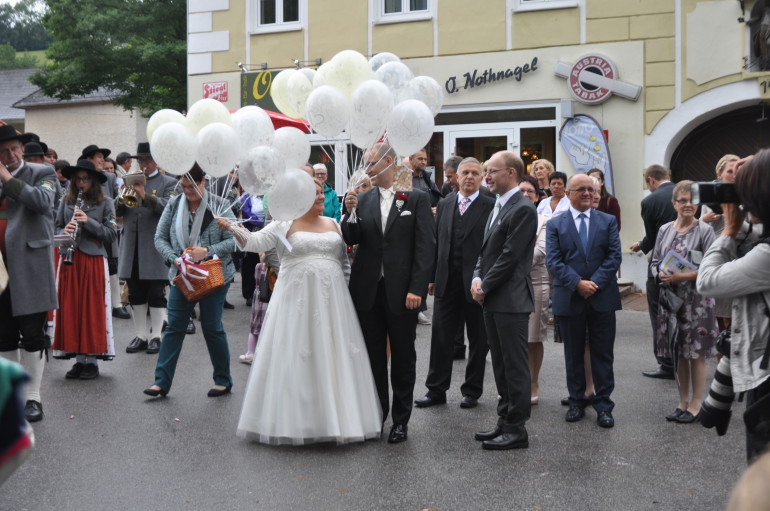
[[459, 196, 471, 215]]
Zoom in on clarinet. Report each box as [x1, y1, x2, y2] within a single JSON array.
[[63, 190, 84, 266]]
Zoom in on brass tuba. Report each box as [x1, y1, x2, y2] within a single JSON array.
[[119, 169, 147, 208]]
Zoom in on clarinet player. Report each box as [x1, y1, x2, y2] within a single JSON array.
[[53, 160, 117, 379]]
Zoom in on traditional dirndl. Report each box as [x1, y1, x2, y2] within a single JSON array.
[[52, 250, 115, 359]]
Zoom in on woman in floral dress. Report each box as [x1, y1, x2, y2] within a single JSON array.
[[651, 180, 718, 424]]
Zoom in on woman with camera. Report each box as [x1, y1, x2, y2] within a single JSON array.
[[697, 148, 770, 462], [651, 180, 719, 424], [52, 160, 118, 379]]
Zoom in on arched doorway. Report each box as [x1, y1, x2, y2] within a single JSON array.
[[670, 104, 770, 181]]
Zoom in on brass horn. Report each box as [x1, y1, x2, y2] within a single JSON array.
[[118, 185, 139, 208]]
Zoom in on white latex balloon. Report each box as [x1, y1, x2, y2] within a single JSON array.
[[146, 109, 186, 141], [150, 123, 197, 176], [299, 67, 316, 83], [305, 85, 350, 139], [238, 145, 285, 195], [347, 119, 385, 150], [385, 99, 435, 157], [186, 98, 233, 135], [324, 50, 374, 98], [267, 168, 317, 221], [369, 52, 400, 73], [195, 122, 242, 178], [232, 106, 275, 152], [350, 80, 394, 133], [375, 61, 413, 102], [409, 76, 444, 116], [312, 62, 333, 88], [286, 71, 314, 119], [272, 126, 311, 170], [271, 69, 302, 119]]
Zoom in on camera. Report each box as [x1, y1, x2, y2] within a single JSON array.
[[691, 181, 740, 215]]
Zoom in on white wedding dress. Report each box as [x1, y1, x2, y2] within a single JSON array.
[[236, 222, 382, 445]]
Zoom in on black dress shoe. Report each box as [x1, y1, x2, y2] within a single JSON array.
[[642, 367, 675, 380], [460, 395, 478, 409], [112, 306, 131, 319], [676, 410, 698, 424], [387, 423, 408, 443], [146, 338, 161, 354], [186, 319, 196, 335], [246, 297, 253, 307], [79, 363, 99, 380], [25, 400, 43, 422], [207, 385, 232, 397], [666, 408, 685, 421], [482, 429, 528, 450], [414, 393, 446, 408], [597, 410, 615, 428], [565, 406, 585, 422], [474, 425, 503, 441], [223, 300, 235, 310], [143, 386, 168, 397], [126, 337, 148, 353], [65, 362, 85, 379]]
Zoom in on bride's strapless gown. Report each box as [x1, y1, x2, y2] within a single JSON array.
[[237, 230, 382, 445]]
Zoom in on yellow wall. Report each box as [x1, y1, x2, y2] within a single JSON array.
[[308, 0, 368, 61], [249, 31, 305, 70], [211, 8, 246, 74], [439, 0, 506, 55], [511, 8, 580, 49], [372, 21, 433, 58]]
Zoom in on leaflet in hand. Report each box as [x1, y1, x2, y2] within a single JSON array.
[[659, 249, 697, 274]]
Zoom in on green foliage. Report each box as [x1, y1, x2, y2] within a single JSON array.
[[0, 0, 51, 51], [0, 43, 39, 70], [30, 0, 187, 116]]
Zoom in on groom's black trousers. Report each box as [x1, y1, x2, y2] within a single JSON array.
[[356, 278, 418, 425]]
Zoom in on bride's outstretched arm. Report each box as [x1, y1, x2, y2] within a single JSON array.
[[217, 218, 285, 253]]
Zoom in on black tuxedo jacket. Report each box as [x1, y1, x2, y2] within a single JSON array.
[[473, 190, 537, 313], [639, 181, 677, 254], [341, 187, 436, 314], [433, 191, 495, 303]]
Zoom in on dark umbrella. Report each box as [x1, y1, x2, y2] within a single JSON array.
[[659, 286, 685, 376]]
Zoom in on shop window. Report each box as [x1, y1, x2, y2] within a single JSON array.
[[372, 0, 433, 24], [511, 0, 578, 13], [250, 0, 304, 34]]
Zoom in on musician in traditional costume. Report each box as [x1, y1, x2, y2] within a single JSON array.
[[53, 160, 118, 379]]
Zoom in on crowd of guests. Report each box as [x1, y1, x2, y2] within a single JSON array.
[[1, 122, 767, 465]]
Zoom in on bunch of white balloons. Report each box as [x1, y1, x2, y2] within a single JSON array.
[[270, 50, 443, 156], [146, 98, 316, 221]]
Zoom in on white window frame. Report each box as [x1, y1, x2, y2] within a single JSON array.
[[370, 0, 434, 25], [249, 0, 306, 35], [511, 0, 578, 13]]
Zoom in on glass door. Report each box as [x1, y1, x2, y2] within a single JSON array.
[[447, 128, 517, 163]]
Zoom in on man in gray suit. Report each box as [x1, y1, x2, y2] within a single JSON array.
[[0, 124, 58, 422], [471, 150, 537, 450], [118, 143, 177, 355]]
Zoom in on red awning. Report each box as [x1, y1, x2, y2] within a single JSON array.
[[230, 108, 310, 133]]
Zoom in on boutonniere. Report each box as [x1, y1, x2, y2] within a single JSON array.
[[395, 192, 408, 213]]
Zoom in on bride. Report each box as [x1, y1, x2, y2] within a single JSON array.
[[217, 179, 382, 445]]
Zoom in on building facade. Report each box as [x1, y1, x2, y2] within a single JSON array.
[[186, 0, 770, 288]]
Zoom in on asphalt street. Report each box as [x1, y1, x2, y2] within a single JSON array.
[[0, 287, 748, 511]]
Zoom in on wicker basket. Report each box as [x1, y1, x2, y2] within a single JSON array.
[[173, 252, 225, 302]]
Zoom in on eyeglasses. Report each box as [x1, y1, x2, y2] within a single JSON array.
[[569, 187, 595, 194], [74, 176, 93, 182], [674, 198, 692, 205], [483, 167, 507, 177], [314, 172, 327, 177]]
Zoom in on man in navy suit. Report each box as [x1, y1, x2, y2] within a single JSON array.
[[546, 173, 622, 428], [471, 151, 537, 450], [341, 142, 435, 444], [416, 157, 495, 410]]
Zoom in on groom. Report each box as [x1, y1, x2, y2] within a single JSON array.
[[341, 142, 435, 444]]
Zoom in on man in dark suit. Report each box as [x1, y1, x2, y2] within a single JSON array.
[[416, 157, 494, 410], [547, 173, 622, 428], [471, 150, 537, 450], [341, 142, 435, 444], [630, 164, 677, 379]]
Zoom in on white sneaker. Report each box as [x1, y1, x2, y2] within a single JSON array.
[[417, 312, 432, 325], [239, 353, 253, 365]]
